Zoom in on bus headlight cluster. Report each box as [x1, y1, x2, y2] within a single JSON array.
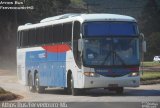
[[129, 72, 139, 77], [84, 72, 99, 77]]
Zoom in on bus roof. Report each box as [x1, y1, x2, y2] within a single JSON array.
[[18, 13, 136, 31]]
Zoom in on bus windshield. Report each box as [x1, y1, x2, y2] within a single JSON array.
[[83, 22, 138, 37], [83, 38, 140, 67]]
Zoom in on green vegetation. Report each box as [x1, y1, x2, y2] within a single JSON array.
[[0, 87, 7, 94], [0, 87, 20, 101], [141, 71, 160, 81], [141, 61, 160, 67], [71, 0, 85, 6], [139, 0, 160, 60], [140, 61, 160, 82]]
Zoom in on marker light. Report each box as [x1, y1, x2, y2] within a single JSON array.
[[129, 72, 139, 77]]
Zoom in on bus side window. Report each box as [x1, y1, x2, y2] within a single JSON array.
[[28, 29, 36, 46], [73, 21, 81, 68], [36, 28, 40, 45], [28, 30, 31, 46], [44, 26, 50, 44], [22, 30, 29, 47], [63, 22, 72, 42], [73, 21, 80, 40], [48, 26, 53, 43], [33, 29, 36, 45], [44, 26, 53, 44], [20, 31, 23, 47], [17, 31, 20, 48], [54, 24, 63, 43], [52, 25, 55, 42], [36, 27, 44, 45]]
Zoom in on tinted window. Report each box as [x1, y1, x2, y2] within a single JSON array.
[[19, 22, 74, 47], [20, 31, 23, 47], [84, 22, 138, 37], [36, 27, 44, 45], [22, 30, 29, 47], [53, 24, 63, 42], [44, 26, 53, 44], [17, 31, 20, 47], [73, 21, 80, 40], [28, 29, 36, 46], [63, 23, 72, 42], [83, 38, 140, 66], [73, 21, 81, 68]]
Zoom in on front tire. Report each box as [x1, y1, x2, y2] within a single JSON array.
[[67, 74, 78, 96], [35, 73, 45, 93]]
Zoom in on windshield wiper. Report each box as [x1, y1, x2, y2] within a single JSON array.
[[112, 50, 126, 66], [101, 51, 112, 65], [101, 50, 126, 66]]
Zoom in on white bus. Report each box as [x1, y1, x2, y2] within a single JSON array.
[[17, 13, 145, 95]]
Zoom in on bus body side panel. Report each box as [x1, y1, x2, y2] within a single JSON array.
[[25, 49, 47, 86], [66, 51, 84, 88], [47, 52, 66, 87], [45, 51, 58, 86], [17, 49, 27, 85], [43, 45, 68, 87], [18, 45, 83, 88], [25, 45, 69, 87]]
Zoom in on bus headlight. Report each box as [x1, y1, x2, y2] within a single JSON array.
[[129, 72, 139, 77], [84, 72, 99, 77]]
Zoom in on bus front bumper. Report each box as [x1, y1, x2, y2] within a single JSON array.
[[83, 75, 140, 88]]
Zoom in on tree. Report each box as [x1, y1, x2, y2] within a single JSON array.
[[139, 0, 160, 36], [18, 0, 71, 22], [147, 32, 160, 60], [138, 0, 160, 60]]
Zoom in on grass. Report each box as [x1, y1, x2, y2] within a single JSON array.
[[141, 71, 160, 81], [141, 61, 160, 67], [0, 87, 7, 94]]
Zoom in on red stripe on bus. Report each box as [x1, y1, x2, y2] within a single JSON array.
[[42, 44, 71, 53]]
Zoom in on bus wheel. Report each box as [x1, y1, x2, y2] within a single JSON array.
[[35, 73, 45, 93], [70, 75, 79, 96], [67, 74, 78, 96], [28, 73, 35, 92], [116, 87, 124, 94]]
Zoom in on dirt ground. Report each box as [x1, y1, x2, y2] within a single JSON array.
[[0, 70, 22, 101], [0, 68, 160, 102]]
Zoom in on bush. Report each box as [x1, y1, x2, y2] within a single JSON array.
[[0, 87, 7, 94]]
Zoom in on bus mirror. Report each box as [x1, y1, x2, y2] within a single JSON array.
[[140, 33, 146, 52], [142, 41, 146, 52], [78, 39, 83, 51], [140, 33, 144, 40]]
